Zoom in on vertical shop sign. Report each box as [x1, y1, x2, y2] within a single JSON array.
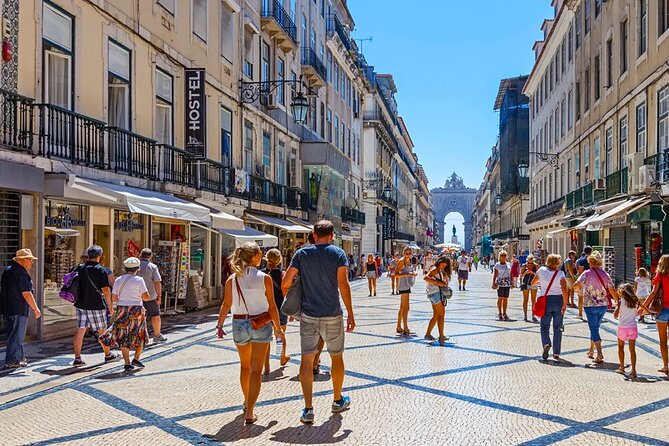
[[184, 69, 206, 158]]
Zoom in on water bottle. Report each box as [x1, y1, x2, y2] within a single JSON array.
[[275, 337, 283, 356]]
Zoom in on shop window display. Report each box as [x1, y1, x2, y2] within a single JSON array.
[[151, 221, 189, 314], [113, 211, 145, 274]]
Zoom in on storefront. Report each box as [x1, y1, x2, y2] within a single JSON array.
[[246, 213, 310, 266], [629, 203, 667, 275], [220, 226, 278, 253], [113, 211, 147, 273]]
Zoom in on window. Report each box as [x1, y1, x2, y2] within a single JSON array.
[[220, 107, 232, 167], [327, 51, 332, 82], [585, 68, 591, 111], [660, 0, 669, 36], [575, 152, 581, 188], [261, 41, 270, 83], [290, 0, 296, 23], [568, 24, 574, 61], [620, 116, 628, 168], [584, 142, 591, 181], [244, 29, 254, 78], [639, 0, 648, 56], [262, 131, 271, 171], [327, 108, 332, 142], [334, 115, 339, 147], [341, 75, 346, 99], [277, 141, 286, 185], [158, 0, 175, 14], [561, 98, 566, 138], [43, 2, 73, 109], [220, 3, 234, 62], [659, 87, 669, 156], [620, 20, 628, 75], [244, 122, 253, 173], [594, 138, 601, 179], [301, 14, 307, 48], [584, 0, 591, 34], [277, 57, 285, 105], [567, 158, 572, 192], [636, 102, 647, 154], [108, 41, 130, 130], [568, 89, 574, 129], [575, 10, 582, 48], [561, 39, 566, 73], [605, 39, 613, 88], [595, 0, 601, 17], [595, 54, 601, 99], [155, 68, 173, 145], [193, 0, 207, 41], [605, 128, 613, 175], [550, 61, 554, 91], [334, 63, 339, 92], [575, 82, 581, 120]]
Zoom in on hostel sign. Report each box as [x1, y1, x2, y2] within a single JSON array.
[[184, 68, 206, 159]]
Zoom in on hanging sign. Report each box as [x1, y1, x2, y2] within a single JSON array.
[[184, 68, 206, 159], [127, 240, 140, 258]]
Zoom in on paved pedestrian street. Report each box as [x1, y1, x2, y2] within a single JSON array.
[[1, 270, 668, 446]]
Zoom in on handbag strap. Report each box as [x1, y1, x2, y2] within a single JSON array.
[[592, 269, 610, 293], [115, 275, 132, 299], [81, 266, 108, 309], [235, 275, 250, 315], [541, 269, 560, 299]]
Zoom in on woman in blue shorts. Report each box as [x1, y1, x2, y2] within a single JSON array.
[[424, 256, 452, 345]]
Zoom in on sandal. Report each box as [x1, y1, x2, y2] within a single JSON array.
[[629, 371, 637, 380], [245, 416, 258, 425], [616, 368, 625, 374], [396, 327, 402, 334], [280, 355, 291, 366], [658, 367, 669, 374], [586, 351, 594, 359], [313, 365, 320, 375], [594, 356, 604, 364]]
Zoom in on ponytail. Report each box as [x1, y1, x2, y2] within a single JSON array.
[[229, 242, 261, 276]]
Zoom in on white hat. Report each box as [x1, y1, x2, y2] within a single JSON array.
[[123, 257, 141, 268]]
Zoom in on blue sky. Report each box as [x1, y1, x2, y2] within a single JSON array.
[[348, 0, 553, 190]]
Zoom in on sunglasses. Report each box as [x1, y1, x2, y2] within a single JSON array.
[[500, 254, 507, 257]]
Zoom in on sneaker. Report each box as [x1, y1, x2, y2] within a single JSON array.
[[124, 364, 134, 372], [153, 335, 168, 344], [72, 358, 86, 367], [300, 408, 315, 424], [104, 352, 120, 363], [131, 359, 145, 368], [332, 395, 351, 413]]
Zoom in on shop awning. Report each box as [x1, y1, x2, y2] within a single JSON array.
[[220, 226, 278, 248], [546, 228, 568, 239], [286, 216, 313, 229], [246, 214, 311, 233], [83, 179, 211, 222], [573, 214, 598, 230], [195, 198, 245, 230], [340, 233, 354, 241], [586, 197, 651, 231]]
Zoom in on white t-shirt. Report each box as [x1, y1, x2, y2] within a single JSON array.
[[112, 274, 148, 306], [458, 256, 470, 271], [618, 300, 638, 328], [494, 263, 512, 287], [535, 266, 565, 296], [635, 276, 651, 297]]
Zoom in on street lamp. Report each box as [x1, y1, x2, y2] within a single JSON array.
[[240, 75, 311, 124], [495, 193, 503, 206], [517, 161, 529, 179], [408, 207, 414, 220], [289, 92, 309, 124], [382, 185, 392, 201]]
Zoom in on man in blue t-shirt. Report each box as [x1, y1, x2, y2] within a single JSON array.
[[577, 246, 593, 276], [282, 220, 355, 425]]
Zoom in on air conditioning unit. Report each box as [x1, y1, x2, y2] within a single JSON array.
[[265, 94, 278, 109], [639, 165, 657, 191], [627, 152, 645, 193], [593, 178, 605, 190], [263, 165, 271, 178]]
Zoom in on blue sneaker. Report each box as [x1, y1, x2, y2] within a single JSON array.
[[300, 408, 315, 424], [332, 395, 351, 413]]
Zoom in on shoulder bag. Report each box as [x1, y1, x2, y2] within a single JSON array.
[[532, 269, 559, 318], [649, 275, 665, 315], [82, 266, 108, 310], [438, 270, 453, 303], [281, 274, 302, 318], [592, 269, 614, 310], [235, 276, 272, 329]]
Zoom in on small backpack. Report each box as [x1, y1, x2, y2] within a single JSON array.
[[59, 268, 80, 303]]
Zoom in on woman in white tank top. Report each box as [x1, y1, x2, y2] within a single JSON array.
[[215, 242, 284, 425]]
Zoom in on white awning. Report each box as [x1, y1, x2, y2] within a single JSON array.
[[195, 198, 245, 230], [220, 226, 278, 248], [246, 214, 311, 233], [286, 216, 313, 229], [574, 214, 598, 230], [82, 179, 211, 222], [586, 197, 650, 231], [546, 228, 568, 239]]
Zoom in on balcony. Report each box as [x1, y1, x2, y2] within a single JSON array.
[[582, 182, 594, 206], [286, 187, 307, 211], [394, 231, 415, 242], [605, 167, 628, 199], [301, 47, 327, 87], [327, 14, 353, 52], [525, 197, 565, 224], [36, 103, 106, 168], [158, 144, 193, 186], [0, 88, 33, 153], [107, 127, 157, 180], [261, 0, 298, 52], [250, 175, 288, 206], [341, 206, 366, 225], [196, 159, 228, 194]]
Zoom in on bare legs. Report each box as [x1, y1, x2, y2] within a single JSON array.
[[397, 293, 410, 333], [367, 278, 377, 296], [236, 342, 269, 421], [264, 324, 289, 373], [658, 322, 669, 373], [617, 339, 637, 376], [425, 303, 445, 339], [522, 289, 537, 320], [73, 327, 111, 360], [299, 352, 344, 409]]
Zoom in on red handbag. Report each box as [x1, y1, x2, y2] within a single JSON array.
[[533, 269, 559, 318]]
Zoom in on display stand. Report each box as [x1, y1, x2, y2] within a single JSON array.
[[155, 240, 178, 314], [185, 272, 208, 311], [593, 245, 616, 283]]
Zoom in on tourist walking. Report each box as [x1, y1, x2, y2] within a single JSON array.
[[457, 250, 470, 291], [574, 251, 617, 364], [138, 249, 167, 344], [263, 248, 290, 373], [281, 220, 355, 425], [576, 246, 593, 275], [563, 251, 578, 311], [511, 254, 520, 288], [395, 247, 417, 335], [473, 254, 479, 270], [520, 254, 539, 322], [424, 256, 452, 345], [642, 254, 669, 375], [363, 253, 379, 297], [531, 254, 567, 360], [492, 251, 512, 321], [615, 283, 647, 379], [216, 242, 284, 424], [1, 249, 40, 369], [634, 268, 651, 324], [389, 253, 400, 295], [72, 245, 118, 367], [99, 257, 150, 372]]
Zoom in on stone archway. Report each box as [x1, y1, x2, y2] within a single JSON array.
[[431, 173, 477, 251]]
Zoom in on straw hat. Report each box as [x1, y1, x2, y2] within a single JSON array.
[[13, 249, 37, 261], [123, 257, 141, 268]]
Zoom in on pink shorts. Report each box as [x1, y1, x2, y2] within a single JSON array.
[[617, 327, 638, 341]]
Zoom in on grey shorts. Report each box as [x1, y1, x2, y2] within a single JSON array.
[[143, 299, 161, 318], [76, 309, 108, 331], [458, 270, 469, 280], [232, 319, 273, 345], [300, 314, 345, 356]]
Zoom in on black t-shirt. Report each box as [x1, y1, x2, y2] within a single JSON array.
[[74, 261, 110, 310], [0, 261, 33, 317], [264, 267, 283, 309]]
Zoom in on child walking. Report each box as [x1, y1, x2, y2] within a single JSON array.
[[634, 268, 651, 324], [615, 283, 649, 379]]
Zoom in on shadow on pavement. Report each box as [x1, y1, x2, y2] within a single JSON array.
[[539, 359, 576, 368], [584, 361, 621, 371], [262, 367, 290, 382], [269, 413, 351, 444], [289, 371, 331, 382], [206, 413, 278, 442]]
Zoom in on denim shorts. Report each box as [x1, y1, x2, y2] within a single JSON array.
[[232, 319, 273, 345], [657, 308, 669, 323], [427, 292, 442, 305]]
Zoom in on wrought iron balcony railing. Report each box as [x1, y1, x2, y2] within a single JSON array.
[[261, 0, 298, 46], [108, 127, 157, 179], [301, 47, 327, 83], [327, 14, 353, 51], [0, 88, 33, 153]]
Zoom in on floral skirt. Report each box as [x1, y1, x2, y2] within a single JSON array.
[[99, 305, 149, 349]]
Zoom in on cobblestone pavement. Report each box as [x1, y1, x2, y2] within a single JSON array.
[[1, 269, 668, 445]]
